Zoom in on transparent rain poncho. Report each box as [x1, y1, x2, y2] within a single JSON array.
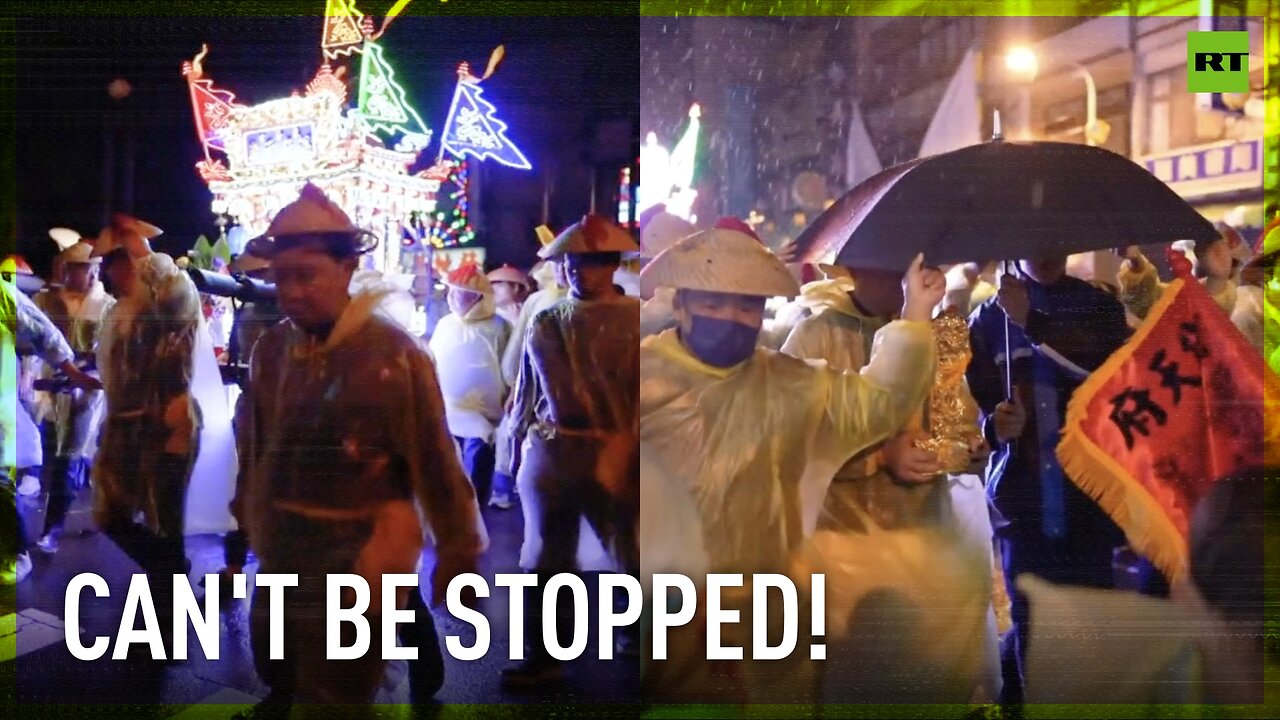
[[94, 253, 207, 538], [507, 293, 640, 573], [500, 284, 568, 388], [496, 283, 568, 480], [782, 297, 1001, 704], [639, 321, 935, 703], [234, 285, 487, 581]]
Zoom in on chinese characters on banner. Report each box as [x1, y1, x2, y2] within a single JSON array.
[[1057, 274, 1280, 582]]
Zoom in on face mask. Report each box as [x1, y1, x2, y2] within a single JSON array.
[[681, 314, 759, 368]]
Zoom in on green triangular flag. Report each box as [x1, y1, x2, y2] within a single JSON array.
[[192, 235, 213, 270], [211, 235, 232, 266]]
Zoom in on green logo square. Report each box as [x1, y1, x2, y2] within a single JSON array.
[[1187, 31, 1250, 92]]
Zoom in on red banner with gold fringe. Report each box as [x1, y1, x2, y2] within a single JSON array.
[[1057, 266, 1280, 582]]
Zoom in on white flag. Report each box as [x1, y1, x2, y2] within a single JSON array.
[[845, 100, 882, 190], [918, 48, 982, 159]]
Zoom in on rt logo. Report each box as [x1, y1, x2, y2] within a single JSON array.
[[1187, 31, 1250, 92]]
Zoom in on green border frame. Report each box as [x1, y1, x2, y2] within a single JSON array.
[[639, 4, 1278, 719], [4, 0, 1278, 717]]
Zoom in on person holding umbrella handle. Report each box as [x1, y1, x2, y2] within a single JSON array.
[[968, 254, 1132, 706]]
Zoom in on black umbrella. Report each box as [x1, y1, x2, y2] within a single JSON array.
[[792, 138, 1218, 272]]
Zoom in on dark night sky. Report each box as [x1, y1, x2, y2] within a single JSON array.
[[16, 14, 638, 274]]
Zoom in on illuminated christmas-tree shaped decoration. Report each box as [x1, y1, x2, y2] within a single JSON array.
[[321, 0, 366, 60], [438, 48, 532, 170], [355, 40, 432, 148]]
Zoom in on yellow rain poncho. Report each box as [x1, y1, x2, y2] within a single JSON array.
[[234, 285, 487, 702], [94, 253, 203, 538], [781, 277, 886, 482], [639, 319, 936, 703], [783, 289, 1001, 704], [507, 293, 640, 574]]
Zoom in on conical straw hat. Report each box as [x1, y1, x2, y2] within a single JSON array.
[[640, 228, 800, 299], [59, 242, 100, 265], [444, 263, 493, 294], [90, 214, 163, 258], [640, 212, 696, 259], [252, 182, 376, 256], [49, 227, 82, 251], [487, 264, 528, 286], [539, 215, 640, 259]]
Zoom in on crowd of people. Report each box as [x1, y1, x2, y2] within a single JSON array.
[[0, 181, 1275, 714]]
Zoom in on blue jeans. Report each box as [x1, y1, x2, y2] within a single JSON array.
[[454, 436, 494, 506]]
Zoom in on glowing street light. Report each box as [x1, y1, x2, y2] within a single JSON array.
[[1004, 46, 1107, 147], [1004, 46, 1040, 83]]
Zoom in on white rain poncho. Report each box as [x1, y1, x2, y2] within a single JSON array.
[[428, 294, 511, 442], [639, 321, 936, 703], [781, 276, 882, 374], [1018, 576, 1199, 707], [32, 283, 113, 462], [783, 291, 1001, 704], [1, 280, 74, 471]]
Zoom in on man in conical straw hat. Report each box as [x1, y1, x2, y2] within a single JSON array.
[[47, 227, 83, 290], [88, 212, 215, 656], [31, 238, 114, 554], [428, 263, 511, 509], [502, 214, 641, 689], [638, 229, 943, 704], [233, 183, 486, 707], [487, 263, 529, 326]]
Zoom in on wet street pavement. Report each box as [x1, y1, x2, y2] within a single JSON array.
[[4, 489, 641, 718]]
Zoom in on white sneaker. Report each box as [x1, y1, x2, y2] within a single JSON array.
[[488, 493, 514, 510], [35, 534, 59, 554], [14, 553, 32, 583]]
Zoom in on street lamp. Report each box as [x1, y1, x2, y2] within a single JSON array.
[[1004, 46, 1109, 146]]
